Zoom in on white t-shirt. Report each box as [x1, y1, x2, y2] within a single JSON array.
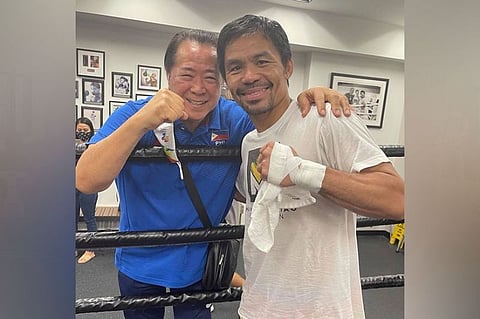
[[236, 101, 390, 319]]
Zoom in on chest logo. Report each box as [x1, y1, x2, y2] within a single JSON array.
[[211, 130, 229, 145]]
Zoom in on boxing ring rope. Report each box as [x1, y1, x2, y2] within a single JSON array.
[[75, 221, 404, 314], [76, 145, 404, 160], [75, 145, 405, 314], [76, 274, 404, 314], [76, 225, 244, 250], [76, 219, 403, 250]]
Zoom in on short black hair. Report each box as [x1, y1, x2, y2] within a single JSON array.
[[164, 29, 218, 75], [217, 15, 292, 80]]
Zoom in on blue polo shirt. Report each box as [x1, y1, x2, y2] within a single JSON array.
[[89, 96, 254, 287]]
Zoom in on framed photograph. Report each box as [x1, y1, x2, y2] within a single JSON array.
[[112, 72, 133, 98], [137, 65, 161, 91], [109, 100, 125, 116], [81, 106, 103, 130], [75, 80, 79, 99], [76, 48, 105, 78], [136, 93, 153, 101], [82, 78, 104, 106], [330, 72, 389, 128]]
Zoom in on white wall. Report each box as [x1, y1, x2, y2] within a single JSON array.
[[306, 52, 404, 144], [77, 0, 404, 60], [76, 3, 405, 206]]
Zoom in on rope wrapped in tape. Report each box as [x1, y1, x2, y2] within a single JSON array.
[[76, 274, 404, 314], [76, 145, 404, 160], [76, 218, 403, 249], [356, 217, 404, 227], [76, 225, 243, 249], [76, 287, 243, 314], [361, 274, 405, 290], [379, 145, 405, 157]]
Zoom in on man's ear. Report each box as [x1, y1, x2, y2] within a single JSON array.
[[284, 59, 294, 79]]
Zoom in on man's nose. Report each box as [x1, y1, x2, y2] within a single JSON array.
[[191, 77, 206, 94]]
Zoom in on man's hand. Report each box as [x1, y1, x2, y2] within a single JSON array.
[[297, 86, 351, 118], [134, 88, 188, 130], [256, 141, 295, 187]]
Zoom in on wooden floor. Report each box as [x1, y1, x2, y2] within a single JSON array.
[[78, 206, 120, 231], [95, 206, 120, 217]]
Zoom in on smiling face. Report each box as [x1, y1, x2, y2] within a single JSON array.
[[223, 33, 293, 132], [167, 40, 220, 130]]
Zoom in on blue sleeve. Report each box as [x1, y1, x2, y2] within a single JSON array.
[[89, 98, 155, 147]]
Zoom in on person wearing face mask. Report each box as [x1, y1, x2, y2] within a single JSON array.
[[75, 117, 98, 264]]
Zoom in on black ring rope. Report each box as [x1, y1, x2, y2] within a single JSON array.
[[356, 217, 404, 228], [76, 145, 404, 160], [76, 274, 404, 314], [361, 274, 405, 290], [76, 287, 243, 314], [76, 218, 403, 249], [76, 225, 243, 249], [75, 145, 404, 314]]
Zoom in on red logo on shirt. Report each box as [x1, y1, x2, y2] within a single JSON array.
[[211, 130, 229, 142]]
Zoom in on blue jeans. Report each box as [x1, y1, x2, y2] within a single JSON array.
[[118, 271, 211, 319], [75, 189, 98, 232]]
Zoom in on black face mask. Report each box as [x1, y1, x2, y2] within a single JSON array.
[[76, 131, 91, 142]]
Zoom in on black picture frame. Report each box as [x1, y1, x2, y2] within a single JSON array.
[[81, 106, 104, 130], [135, 93, 153, 101], [137, 64, 161, 91], [82, 78, 105, 106], [330, 72, 389, 128], [76, 48, 105, 78], [109, 100, 125, 116], [111, 72, 133, 99]]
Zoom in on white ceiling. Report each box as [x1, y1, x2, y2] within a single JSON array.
[[257, 0, 404, 27]]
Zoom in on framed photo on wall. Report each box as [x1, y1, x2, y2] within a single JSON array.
[[81, 106, 103, 130], [109, 100, 125, 116], [111, 72, 133, 98], [330, 72, 389, 128], [82, 78, 104, 106], [75, 80, 79, 99], [77, 48, 105, 78], [135, 93, 153, 101], [137, 65, 161, 91]]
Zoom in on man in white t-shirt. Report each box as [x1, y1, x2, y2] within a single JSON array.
[[217, 15, 405, 319]]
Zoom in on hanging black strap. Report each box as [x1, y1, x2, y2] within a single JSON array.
[[181, 162, 213, 228]]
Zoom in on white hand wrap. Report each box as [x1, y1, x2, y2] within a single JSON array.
[[266, 142, 326, 192], [267, 143, 301, 185], [289, 158, 326, 193]]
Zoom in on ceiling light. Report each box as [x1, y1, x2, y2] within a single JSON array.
[[292, 0, 312, 3]]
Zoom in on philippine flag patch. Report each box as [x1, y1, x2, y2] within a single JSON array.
[[211, 130, 229, 142]]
